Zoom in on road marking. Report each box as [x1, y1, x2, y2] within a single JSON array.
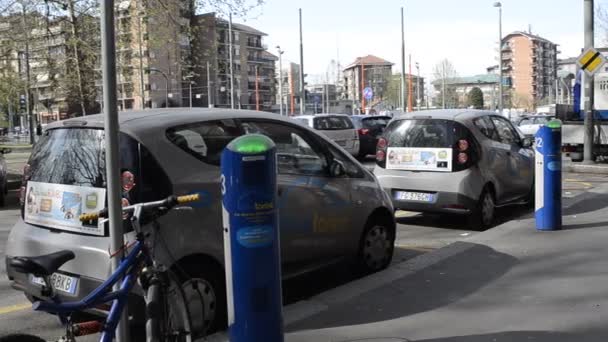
[[0, 303, 31, 315], [564, 179, 593, 187]]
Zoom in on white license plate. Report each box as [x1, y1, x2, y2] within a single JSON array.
[[31, 273, 78, 295], [395, 191, 434, 202]]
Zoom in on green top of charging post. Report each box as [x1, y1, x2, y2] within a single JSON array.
[[227, 134, 275, 154], [546, 119, 562, 129]]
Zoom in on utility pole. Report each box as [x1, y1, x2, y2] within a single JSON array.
[[361, 64, 365, 113], [408, 54, 413, 112], [400, 7, 406, 111], [101, 0, 127, 340], [229, 12, 235, 109], [20, 2, 34, 144], [583, 0, 595, 163], [299, 8, 305, 114], [137, 0, 146, 109], [442, 77, 446, 109], [416, 62, 421, 111], [276, 46, 284, 115], [207, 61, 213, 108], [255, 65, 260, 111], [494, 2, 504, 117]]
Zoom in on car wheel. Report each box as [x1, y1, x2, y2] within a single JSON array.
[[173, 261, 227, 338], [469, 188, 495, 230], [0, 181, 6, 207], [356, 217, 395, 274]]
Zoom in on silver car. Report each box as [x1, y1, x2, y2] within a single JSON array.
[[293, 114, 360, 156], [5, 108, 395, 334], [374, 110, 534, 228]]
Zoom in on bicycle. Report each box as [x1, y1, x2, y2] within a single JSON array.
[[4, 194, 200, 342]]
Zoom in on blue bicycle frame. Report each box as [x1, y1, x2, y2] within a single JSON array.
[[33, 240, 152, 342]]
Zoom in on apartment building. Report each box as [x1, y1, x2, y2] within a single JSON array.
[[191, 12, 277, 111], [501, 31, 558, 110], [343, 55, 393, 112], [432, 74, 500, 109]]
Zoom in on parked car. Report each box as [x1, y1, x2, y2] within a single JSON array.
[[293, 114, 360, 156], [0, 147, 11, 206], [516, 115, 551, 137], [374, 110, 534, 228], [350, 115, 392, 159], [5, 108, 395, 335]]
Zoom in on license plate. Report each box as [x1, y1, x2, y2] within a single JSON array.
[[31, 273, 78, 295], [395, 191, 434, 202]]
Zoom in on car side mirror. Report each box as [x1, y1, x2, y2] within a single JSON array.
[[330, 159, 345, 177], [521, 137, 533, 148]]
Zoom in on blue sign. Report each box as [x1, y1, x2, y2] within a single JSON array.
[[363, 87, 373, 100]]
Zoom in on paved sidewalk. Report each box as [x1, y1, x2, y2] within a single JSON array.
[[281, 199, 608, 341]]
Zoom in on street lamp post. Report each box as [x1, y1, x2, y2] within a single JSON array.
[[415, 62, 421, 111], [494, 2, 504, 118], [276, 46, 284, 116], [147, 67, 169, 108]]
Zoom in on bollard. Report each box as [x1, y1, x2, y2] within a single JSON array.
[[534, 119, 562, 231], [220, 134, 284, 342]]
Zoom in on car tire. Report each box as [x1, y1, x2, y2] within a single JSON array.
[[173, 260, 227, 338], [355, 216, 395, 274], [0, 181, 6, 207], [469, 187, 495, 230]]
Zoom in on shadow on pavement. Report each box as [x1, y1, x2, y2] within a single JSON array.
[[413, 330, 581, 342], [563, 193, 608, 216], [396, 205, 532, 231], [287, 242, 518, 332], [562, 220, 608, 230], [0, 191, 21, 211]]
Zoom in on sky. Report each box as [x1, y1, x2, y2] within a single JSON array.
[[223, 0, 608, 84]]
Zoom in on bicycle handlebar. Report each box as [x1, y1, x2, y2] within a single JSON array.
[[79, 194, 200, 222]]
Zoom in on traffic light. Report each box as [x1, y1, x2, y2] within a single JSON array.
[[19, 94, 26, 112]]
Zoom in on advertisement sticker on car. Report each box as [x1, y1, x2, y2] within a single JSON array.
[[386, 147, 453, 172], [24, 181, 106, 236]]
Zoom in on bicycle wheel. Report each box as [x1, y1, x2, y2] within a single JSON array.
[[0, 334, 46, 342], [145, 270, 192, 342]]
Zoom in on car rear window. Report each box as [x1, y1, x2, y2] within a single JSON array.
[[313, 116, 354, 130], [384, 119, 464, 148], [361, 116, 391, 129]]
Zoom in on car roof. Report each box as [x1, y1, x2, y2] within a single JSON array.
[[351, 115, 392, 120], [45, 108, 307, 141], [393, 109, 495, 122], [295, 114, 350, 119]]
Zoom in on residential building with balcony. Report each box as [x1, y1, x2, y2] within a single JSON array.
[[191, 12, 276, 111], [343, 55, 393, 112], [432, 74, 500, 109], [501, 31, 558, 110]]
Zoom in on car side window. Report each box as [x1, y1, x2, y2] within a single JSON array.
[[166, 119, 241, 166], [473, 116, 499, 141], [491, 116, 519, 145], [519, 118, 531, 126], [240, 120, 328, 176]]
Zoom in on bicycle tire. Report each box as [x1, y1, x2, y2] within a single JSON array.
[[0, 334, 46, 342], [145, 270, 192, 342]]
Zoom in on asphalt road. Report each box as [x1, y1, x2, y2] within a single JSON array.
[[0, 168, 605, 340]]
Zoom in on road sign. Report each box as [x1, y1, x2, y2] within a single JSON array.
[[577, 47, 606, 76], [363, 87, 373, 100]]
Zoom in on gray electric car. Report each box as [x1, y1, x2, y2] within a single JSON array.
[[5, 108, 395, 335], [374, 110, 534, 228]]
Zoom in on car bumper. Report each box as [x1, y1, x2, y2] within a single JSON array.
[[373, 166, 483, 214]]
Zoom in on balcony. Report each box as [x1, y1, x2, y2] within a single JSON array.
[[246, 40, 264, 49], [247, 56, 274, 64], [502, 53, 513, 60]]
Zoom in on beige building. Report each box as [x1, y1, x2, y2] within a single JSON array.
[[501, 31, 558, 110], [191, 12, 277, 111], [343, 55, 393, 112]]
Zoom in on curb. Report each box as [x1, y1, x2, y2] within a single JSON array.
[[564, 163, 608, 175]]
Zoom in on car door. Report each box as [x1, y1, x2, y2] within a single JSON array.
[[239, 119, 354, 269], [473, 116, 510, 203], [490, 116, 534, 201]]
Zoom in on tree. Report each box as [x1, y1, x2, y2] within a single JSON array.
[[468, 87, 484, 109], [433, 59, 458, 109]]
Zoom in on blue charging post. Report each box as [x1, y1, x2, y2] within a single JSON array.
[[220, 134, 284, 342], [534, 119, 562, 231]]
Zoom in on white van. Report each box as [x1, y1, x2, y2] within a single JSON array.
[[293, 114, 360, 156]]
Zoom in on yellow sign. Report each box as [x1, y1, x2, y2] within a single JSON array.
[[577, 48, 606, 76]]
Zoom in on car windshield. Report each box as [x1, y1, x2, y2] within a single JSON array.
[[313, 116, 354, 130], [361, 117, 391, 128]]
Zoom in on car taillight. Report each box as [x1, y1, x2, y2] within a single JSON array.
[[122, 170, 136, 192], [458, 139, 469, 152], [377, 137, 387, 149], [457, 152, 468, 164], [19, 164, 31, 206], [376, 150, 386, 162], [376, 137, 387, 163], [358, 128, 370, 136]]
